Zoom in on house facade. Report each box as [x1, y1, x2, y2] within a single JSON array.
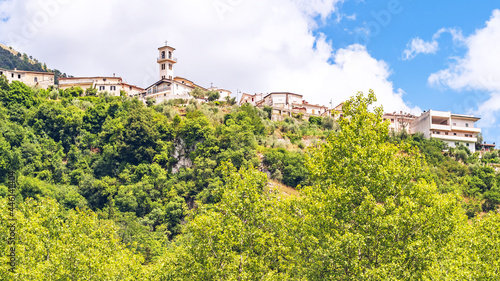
[[239, 93, 264, 105], [383, 111, 417, 132], [409, 110, 481, 153], [59, 76, 143, 96], [208, 86, 232, 102], [0, 68, 55, 89]]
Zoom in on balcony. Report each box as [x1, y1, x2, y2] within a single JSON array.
[[430, 124, 451, 131], [157, 57, 178, 63], [432, 134, 477, 143], [451, 125, 481, 133]]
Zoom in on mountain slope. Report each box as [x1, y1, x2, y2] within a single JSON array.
[[0, 43, 69, 83]]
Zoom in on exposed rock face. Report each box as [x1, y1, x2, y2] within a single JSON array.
[[171, 138, 193, 174]]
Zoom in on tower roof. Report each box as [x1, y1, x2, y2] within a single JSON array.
[[158, 45, 176, 51]]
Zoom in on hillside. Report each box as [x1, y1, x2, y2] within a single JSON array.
[[0, 83, 499, 279], [0, 44, 68, 83]]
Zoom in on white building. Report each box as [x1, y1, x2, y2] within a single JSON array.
[[142, 43, 214, 103], [409, 110, 481, 153], [59, 76, 144, 97], [0, 67, 54, 89], [239, 93, 264, 105], [208, 86, 232, 102]]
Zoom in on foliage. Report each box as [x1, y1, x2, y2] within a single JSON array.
[[207, 90, 220, 101], [0, 197, 145, 280], [0, 80, 498, 278], [263, 147, 308, 187], [190, 87, 206, 99]]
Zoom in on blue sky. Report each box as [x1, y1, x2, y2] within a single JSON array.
[[317, 0, 500, 144], [324, 0, 496, 108], [0, 0, 499, 144]]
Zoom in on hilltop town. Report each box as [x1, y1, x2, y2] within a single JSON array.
[[0, 42, 494, 153]]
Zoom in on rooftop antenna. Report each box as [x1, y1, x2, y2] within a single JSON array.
[[330, 98, 333, 109], [210, 82, 213, 88], [165, 40, 168, 46]]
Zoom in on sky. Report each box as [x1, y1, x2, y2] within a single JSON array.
[[0, 0, 500, 144]]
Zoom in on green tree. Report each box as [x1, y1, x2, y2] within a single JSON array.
[[1, 81, 37, 108], [0, 197, 145, 280], [0, 74, 9, 91], [207, 91, 220, 102], [301, 90, 463, 279], [425, 213, 500, 279], [190, 87, 206, 99], [85, 87, 98, 96]]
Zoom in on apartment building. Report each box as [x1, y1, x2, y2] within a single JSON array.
[[0, 67, 55, 89], [409, 110, 481, 153]]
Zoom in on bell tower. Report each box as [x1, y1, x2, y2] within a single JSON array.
[[158, 41, 177, 81]]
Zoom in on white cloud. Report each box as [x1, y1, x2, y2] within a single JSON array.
[[0, 0, 417, 113], [402, 38, 439, 60], [402, 28, 464, 61], [428, 9, 500, 129]]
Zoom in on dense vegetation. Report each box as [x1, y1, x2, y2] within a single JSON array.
[[0, 81, 499, 280]]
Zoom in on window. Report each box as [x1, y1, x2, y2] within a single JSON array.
[[465, 123, 469, 127], [34, 77, 38, 82], [18, 74, 21, 79], [103, 78, 107, 82], [0, 71, 2, 75], [162, 75, 165, 79], [467, 143, 470, 147], [454, 133, 457, 136], [465, 134, 468, 137], [391, 119, 394, 123], [99, 86, 105, 91], [11, 73, 14, 78], [161, 64, 165, 70], [162, 51, 165, 59], [168, 51, 172, 59], [436, 131, 440, 134], [110, 86, 116, 91], [455, 142, 459, 146], [168, 64, 172, 70], [453, 123, 456, 126], [445, 132, 448, 135], [169, 76, 172, 80]]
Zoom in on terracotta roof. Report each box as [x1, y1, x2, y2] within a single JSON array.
[[174, 76, 194, 84], [158, 45, 176, 51], [121, 83, 144, 91]]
